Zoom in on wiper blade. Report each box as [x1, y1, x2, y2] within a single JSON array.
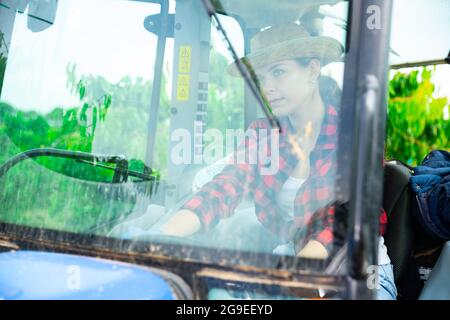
[[0, 148, 158, 183], [201, 0, 282, 132]]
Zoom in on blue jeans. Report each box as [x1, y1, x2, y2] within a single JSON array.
[[376, 264, 397, 300], [208, 265, 398, 300], [272, 242, 398, 300]]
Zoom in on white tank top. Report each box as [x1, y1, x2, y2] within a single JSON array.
[[275, 176, 391, 265], [276, 176, 306, 216]]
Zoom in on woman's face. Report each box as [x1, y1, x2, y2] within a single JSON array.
[[256, 59, 318, 117]]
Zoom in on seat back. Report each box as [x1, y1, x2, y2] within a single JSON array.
[[382, 160, 446, 299], [419, 241, 450, 299], [383, 161, 415, 283]]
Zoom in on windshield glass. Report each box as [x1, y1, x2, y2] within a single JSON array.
[[0, 0, 351, 273]]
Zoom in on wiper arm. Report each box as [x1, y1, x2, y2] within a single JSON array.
[[0, 148, 158, 183], [77, 159, 157, 182], [200, 0, 282, 132]]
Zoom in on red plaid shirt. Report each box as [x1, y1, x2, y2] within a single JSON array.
[[182, 104, 387, 251]]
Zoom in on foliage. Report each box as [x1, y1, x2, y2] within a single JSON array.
[[386, 67, 450, 166], [206, 52, 244, 133], [0, 63, 116, 182], [0, 63, 160, 232]]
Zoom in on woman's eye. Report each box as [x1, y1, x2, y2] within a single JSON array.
[[272, 68, 285, 78]]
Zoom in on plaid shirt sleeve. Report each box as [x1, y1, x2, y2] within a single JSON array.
[[181, 120, 262, 231], [297, 206, 388, 252]]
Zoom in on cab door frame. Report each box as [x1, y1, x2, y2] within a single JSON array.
[[337, 0, 393, 299]]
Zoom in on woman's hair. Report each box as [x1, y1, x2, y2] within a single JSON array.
[[319, 74, 342, 108], [295, 58, 342, 109]]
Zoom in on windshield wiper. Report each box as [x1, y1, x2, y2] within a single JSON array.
[[200, 0, 282, 132], [0, 148, 158, 183]]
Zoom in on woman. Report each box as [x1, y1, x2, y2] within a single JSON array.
[[160, 23, 396, 299]]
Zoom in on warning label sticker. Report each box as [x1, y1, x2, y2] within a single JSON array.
[[176, 46, 192, 101], [176, 74, 190, 101], [179, 46, 192, 73]]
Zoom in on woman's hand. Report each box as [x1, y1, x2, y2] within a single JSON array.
[[160, 209, 201, 237], [297, 240, 329, 259]]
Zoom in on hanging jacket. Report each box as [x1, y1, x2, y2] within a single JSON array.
[[410, 150, 450, 240]]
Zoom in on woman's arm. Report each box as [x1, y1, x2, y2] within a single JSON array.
[[297, 239, 329, 259], [160, 209, 201, 236], [161, 120, 264, 236]]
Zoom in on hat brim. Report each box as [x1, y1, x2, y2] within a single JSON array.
[[227, 36, 344, 77]]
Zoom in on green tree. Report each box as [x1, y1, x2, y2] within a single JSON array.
[[206, 51, 244, 133], [0, 63, 162, 232], [386, 67, 450, 165]]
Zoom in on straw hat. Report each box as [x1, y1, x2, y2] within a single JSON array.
[[228, 23, 344, 77]]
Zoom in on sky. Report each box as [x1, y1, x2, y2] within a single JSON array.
[[0, 0, 449, 113], [389, 0, 450, 100], [1, 0, 163, 111]]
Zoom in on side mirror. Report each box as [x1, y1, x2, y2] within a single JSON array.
[[27, 0, 58, 32], [1, 0, 29, 13], [0, 0, 58, 32]]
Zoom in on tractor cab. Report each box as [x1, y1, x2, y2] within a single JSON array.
[[0, 0, 447, 300]]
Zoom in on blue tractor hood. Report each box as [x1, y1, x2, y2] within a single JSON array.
[[0, 250, 183, 300]]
